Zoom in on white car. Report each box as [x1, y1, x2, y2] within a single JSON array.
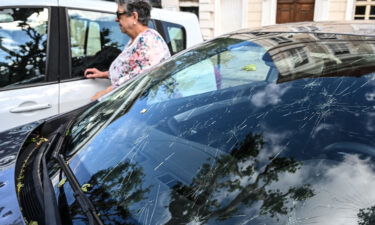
[[0, 0, 203, 132]]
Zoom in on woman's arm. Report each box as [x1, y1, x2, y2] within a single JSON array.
[[91, 85, 114, 101]]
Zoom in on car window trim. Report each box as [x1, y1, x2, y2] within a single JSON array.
[[0, 5, 53, 9], [59, 76, 87, 83], [47, 6, 60, 82], [59, 7, 71, 81], [0, 81, 59, 92]]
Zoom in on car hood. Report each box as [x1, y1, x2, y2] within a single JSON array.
[[0, 122, 40, 225]]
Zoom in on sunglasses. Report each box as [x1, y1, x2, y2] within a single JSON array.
[[116, 11, 131, 19]]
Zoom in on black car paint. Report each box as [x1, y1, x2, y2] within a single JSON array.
[[0, 126, 34, 225], [0, 102, 91, 225]]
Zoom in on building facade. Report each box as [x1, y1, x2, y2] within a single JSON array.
[[161, 0, 375, 40]]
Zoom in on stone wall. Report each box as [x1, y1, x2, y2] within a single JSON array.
[[162, 0, 357, 40], [247, 0, 263, 29], [199, 0, 215, 39], [329, 0, 348, 20], [162, 0, 180, 11]]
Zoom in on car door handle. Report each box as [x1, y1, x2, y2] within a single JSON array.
[[10, 103, 52, 113]]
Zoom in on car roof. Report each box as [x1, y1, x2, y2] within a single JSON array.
[[216, 21, 375, 54], [0, 0, 202, 46], [0, 0, 198, 21], [234, 21, 375, 37]]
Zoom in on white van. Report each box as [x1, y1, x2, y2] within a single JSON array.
[[0, 0, 203, 132]]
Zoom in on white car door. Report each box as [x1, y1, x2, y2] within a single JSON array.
[[59, 79, 110, 114], [59, 5, 203, 114], [0, 7, 58, 132], [59, 8, 124, 113], [0, 85, 58, 132]]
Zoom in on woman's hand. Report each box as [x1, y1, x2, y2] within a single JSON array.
[[91, 86, 114, 101], [84, 68, 109, 79]]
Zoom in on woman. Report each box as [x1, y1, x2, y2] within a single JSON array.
[[84, 0, 170, 101]]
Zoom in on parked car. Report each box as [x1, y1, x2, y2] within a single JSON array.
[[0, 0, 203, 132], [1, 21, 375, 225]]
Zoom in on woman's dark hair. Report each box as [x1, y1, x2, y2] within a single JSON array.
[[116, 0, 152, 26]]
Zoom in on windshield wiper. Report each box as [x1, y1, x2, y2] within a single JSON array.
[[38, 125, 64, 225], [52, 122, 103, 225]]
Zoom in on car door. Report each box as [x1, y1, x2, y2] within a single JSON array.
[[58, 8, 116, 114], [0, 6, 59, 132], [58, 7, 193, 114]]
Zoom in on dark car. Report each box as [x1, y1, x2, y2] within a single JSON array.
[[1, 22, 375, 225]]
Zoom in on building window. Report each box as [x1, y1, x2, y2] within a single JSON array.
[[149, 0, 162, 8], [290, 48, 309, 68], [269, 36, 292, 44], [327, 43, 350, 55], [180, 6, 199, 19], [354, 0, 375, 20]]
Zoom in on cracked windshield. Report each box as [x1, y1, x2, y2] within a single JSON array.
[[57, 33, 375, 224]]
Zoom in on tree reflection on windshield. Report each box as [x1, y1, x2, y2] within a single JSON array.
[[358, 205, 375, 225], [68, 160, 151, 224], [66, 130, 315, 224], [165, 133, 314, 224]]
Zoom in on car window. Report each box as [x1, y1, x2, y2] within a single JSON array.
[[68, 9, 126, 78], [0, 8, 48, 89], [147, 39, 271, 104], [70, 18, 102, 57], [159, 20, 186, 55], [68, 9, 157, 78], [67, 38, 272, 153]]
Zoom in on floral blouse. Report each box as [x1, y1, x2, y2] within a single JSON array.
[[109, 29, 171, 88]]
